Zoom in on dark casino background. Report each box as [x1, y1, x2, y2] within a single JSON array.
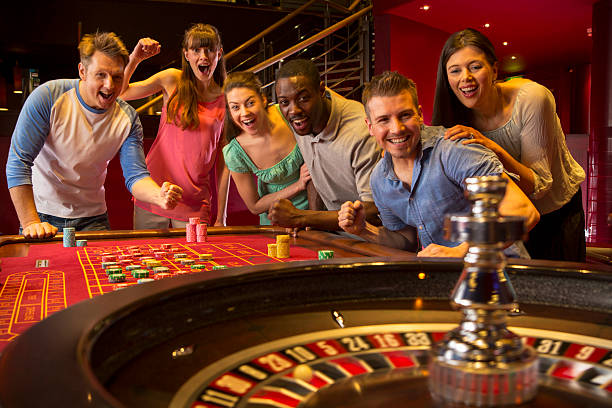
[[0, 0, 607, 244], [1, 2, 612, 408]]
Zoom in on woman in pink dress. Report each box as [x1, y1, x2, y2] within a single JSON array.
[[121, 24, 229, 228]]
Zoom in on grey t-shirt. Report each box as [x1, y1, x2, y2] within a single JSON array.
[[294, 89, 381, 210]]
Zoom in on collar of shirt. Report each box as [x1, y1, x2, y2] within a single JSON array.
[[308, 88, 336, 143], [379, 125, 444, 182]]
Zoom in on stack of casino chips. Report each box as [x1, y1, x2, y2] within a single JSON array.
[[186, 217, 208, 243], [63, 227, 76, 247], [275, 235, 290, 258], [196, 223, 207, 242]]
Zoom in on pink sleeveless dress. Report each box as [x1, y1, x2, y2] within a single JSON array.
[[134, 95, 225, 222]]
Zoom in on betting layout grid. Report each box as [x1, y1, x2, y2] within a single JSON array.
[[77, 236, 318, 295], [185, 325, 612, 408]]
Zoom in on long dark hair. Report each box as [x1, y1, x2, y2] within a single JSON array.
[[222, 71, 265, 142], [431, 28, 498, 127], [167, 23, 227, 130]]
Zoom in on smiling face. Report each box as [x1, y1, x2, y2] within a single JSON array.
[[78, 51, 125, 110], [275, 75, 328, 136], [445, 45, 498, 110], [366, 89, 423, 161], [184, 46, 221, 83], [226, 87, 267, 135]]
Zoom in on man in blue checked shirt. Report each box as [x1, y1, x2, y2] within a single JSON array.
[[338, 71, 539, 258]]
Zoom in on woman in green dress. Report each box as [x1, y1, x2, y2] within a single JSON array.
[[222, 71, 310, 224]]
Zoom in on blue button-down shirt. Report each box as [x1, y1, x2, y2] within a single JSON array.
[[371, 125, 505, 249]]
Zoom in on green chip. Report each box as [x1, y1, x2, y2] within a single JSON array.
[[125, 264, 142, 271], [212, 265, 227, 270], [108, 273, 126, 283], [106, 267, 123, 275], [132, 270, 149, 279], [318, 250, 334, 260], [191, 264, 207, 270]]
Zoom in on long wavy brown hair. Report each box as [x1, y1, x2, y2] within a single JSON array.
[[167, 24, 227, 130]]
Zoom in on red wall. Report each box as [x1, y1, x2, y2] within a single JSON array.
[[375, 14, 449, 124]]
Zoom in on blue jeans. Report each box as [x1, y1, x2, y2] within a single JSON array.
[[30, 212, 111, 232]]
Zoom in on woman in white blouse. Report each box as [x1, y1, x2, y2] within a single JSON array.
[[431, 28, 586, 262]]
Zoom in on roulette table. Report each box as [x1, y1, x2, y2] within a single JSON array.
[[0, 226, 407, 352], [0, 228, 611, 407]]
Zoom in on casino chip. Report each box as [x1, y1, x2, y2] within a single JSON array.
[[132, 270, 149, 279], [318, 250, 334, 260], [108, 273, 126, 283], [105, 267, 123, 275], [62, 228, 76, 248], [152, 266, 170, 274], [191, 264, 207, 270]]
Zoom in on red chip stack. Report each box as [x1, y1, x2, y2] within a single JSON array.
[[187, 217, 206, 243], [186, 223, 197, 242], [196, 223, 208, 242]]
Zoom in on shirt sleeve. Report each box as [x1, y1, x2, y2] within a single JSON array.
[[5, 83, 54, 188], [441, 138, 504, 185], [516, 83, 557, 200], [351, 123, 382, 203], [222, 141, 251, 174], [118, 114, 150, 192]]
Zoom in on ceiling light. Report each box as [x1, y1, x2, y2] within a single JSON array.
[[484, 23, 490, 28], [511, 56, 517, 60], [503, 41, 508, 46], [0, 108, 8, 111], [587, 27, 592, 37], [420, 5, 430, 10]]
